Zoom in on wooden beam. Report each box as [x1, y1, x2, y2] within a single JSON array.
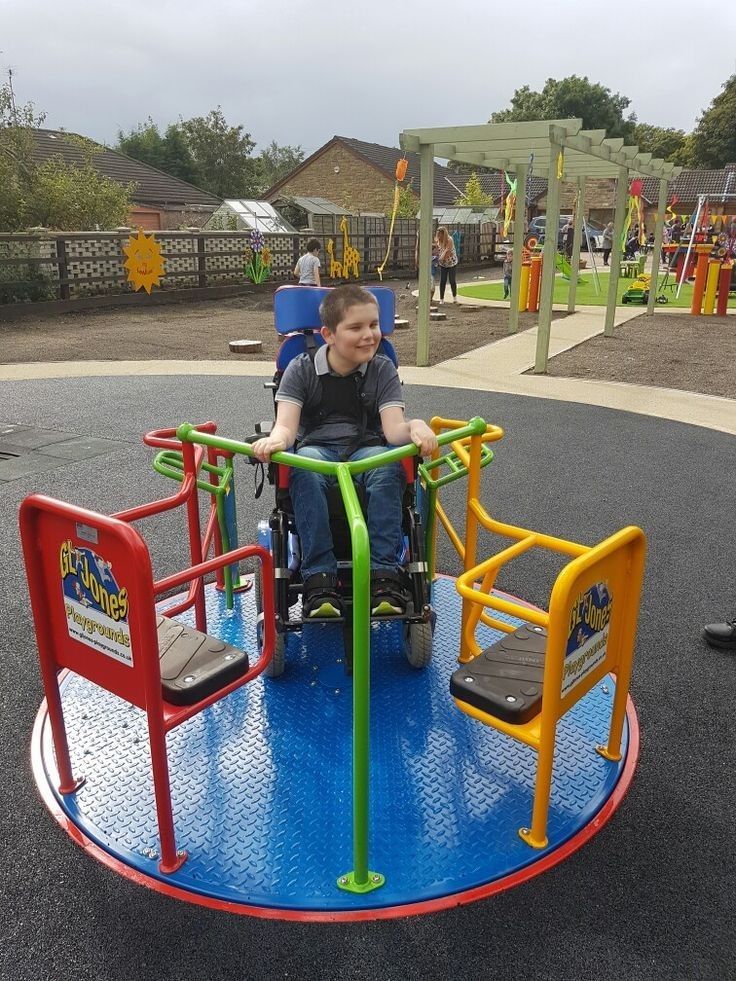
[[401, 119, 583, 144], [604, 166, 629, 336], [508, 163, 528, 336], [535, 137, 562, 373], [416, 143, 434, 367]]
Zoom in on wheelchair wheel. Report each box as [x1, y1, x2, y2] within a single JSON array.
[[403, 613, 433, 669], [254, 564, 286, 678]]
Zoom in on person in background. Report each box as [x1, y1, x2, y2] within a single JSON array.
[[702, 617, 736, 651], [602, 221, 614, 266], [294, 238, 321, 286], [435, 226, 458, 304], [502, 248, 513, 299]]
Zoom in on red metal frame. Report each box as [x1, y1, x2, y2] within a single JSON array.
[[20, 432, 274, 876]]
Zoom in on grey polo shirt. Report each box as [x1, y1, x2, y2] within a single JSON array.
[[275, 344, 404, 450]]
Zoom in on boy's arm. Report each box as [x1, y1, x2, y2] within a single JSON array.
[[251, 401, 301, 462], [314, 259, 321, 287], [380, 406, 438, 456]]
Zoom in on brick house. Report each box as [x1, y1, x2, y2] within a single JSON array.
[[29, 129, 222, 229]]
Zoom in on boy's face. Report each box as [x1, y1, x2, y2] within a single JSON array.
[[321, 302, 381, 369]]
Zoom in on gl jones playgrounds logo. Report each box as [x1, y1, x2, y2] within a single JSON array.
[[60, 541, 133, 666], [563, 581, 613, 697]]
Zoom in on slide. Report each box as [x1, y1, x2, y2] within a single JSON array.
[[555, 252, 586, 284]]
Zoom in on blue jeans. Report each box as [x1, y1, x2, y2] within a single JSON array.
[[289, 445, 406, 580]]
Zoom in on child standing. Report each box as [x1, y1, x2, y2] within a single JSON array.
[[294, 238, 322, 286], [252, 285, 437, 618], [502, 248, 513, 299]]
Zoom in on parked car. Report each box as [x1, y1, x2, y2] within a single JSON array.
[[528, 216, 604, 251]]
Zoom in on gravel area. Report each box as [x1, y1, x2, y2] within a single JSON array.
[[0, 281, 562, 368], [542, 311, 736, 400]]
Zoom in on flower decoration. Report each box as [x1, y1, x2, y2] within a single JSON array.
[[244, 232, 272, 284]]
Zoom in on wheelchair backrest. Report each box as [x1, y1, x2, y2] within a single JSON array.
[[274, 285, 397, 372]]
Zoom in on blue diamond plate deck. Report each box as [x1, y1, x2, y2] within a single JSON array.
[[34, 577, 632, 914]]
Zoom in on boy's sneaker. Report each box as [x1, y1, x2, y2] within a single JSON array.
[[370, 571, 409, 617], [302, 572, 344, 619]]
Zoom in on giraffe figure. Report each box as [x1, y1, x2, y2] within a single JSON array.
[[326, 239, 342, 278], [339, 217, 361, 279]]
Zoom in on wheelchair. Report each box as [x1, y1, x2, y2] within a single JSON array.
[[248, 284, 434, 678]]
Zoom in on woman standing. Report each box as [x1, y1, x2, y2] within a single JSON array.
[[435, 226, 458, 303]]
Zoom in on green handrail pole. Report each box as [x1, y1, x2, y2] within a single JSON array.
[[646, 177, 669, 315], [335, 465, 384, 894], [605, 166, 629, 336], [534, 130, 562, 373], [567, 177, 585, 313]]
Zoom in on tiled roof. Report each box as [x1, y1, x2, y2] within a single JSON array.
[[29, 129, 221, 208], [640, 166, 736, 204], [338, 138, 548, 205]]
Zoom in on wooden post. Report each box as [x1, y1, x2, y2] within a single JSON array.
[[416, 142, 434, 367], [646, 178, 668, 315], [508, 163, 528, 334], [604, 166, 629, 337], [196, 234, 206, 288], [534, 135, 562, 373], [56, 236, 70, 301], [567, 177, 585, 313]]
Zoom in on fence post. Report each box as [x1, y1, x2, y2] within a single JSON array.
[[56, 236, 70, 301], [197, 233, 206, 288]]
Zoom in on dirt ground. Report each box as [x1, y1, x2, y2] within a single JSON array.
[[540, 311, 736, 400], [1, 282, 734, 400], [0, 285, 558, 369]]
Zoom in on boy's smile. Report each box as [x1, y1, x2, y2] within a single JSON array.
[[321, 302, 381, 375]]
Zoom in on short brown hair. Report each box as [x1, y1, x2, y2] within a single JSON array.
[[306, 238, 321, 252], [320, 284, 379, 333]]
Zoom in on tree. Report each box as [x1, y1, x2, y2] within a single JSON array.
[[491, 76, 637, 140], [689, 74, 736, 168], [257, 141, 304, 193], [632, 123, 689, 163], [454, 171, 494, 207], [179, 107, 260, 198], [388, 181, 419, 218], [0, 83, 133, 231], [116, 119, 199, 184]]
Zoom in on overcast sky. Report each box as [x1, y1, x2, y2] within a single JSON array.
[[3, 0, 736, 157]]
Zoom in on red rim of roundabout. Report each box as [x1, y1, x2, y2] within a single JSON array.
[[30, 687, 640, 922]]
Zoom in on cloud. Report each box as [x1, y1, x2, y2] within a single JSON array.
[[3, 0, 735, 153]]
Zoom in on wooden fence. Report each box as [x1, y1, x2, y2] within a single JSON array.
[[0, 222, 497, 305]]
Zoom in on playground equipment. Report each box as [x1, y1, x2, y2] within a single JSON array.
[[621, 272, 669, 305], [23, 288, 646, 917], [21, 425, 276, 873]]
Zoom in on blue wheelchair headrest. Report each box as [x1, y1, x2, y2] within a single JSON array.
[[273, 285, 396, 336]]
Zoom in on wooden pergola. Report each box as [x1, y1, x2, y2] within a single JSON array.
[[400, 120, 682, 369]]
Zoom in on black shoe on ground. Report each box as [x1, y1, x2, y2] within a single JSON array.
[[702, 619, 736, 650], [370, 571, 410, 617], [302, 572, 345, 619]]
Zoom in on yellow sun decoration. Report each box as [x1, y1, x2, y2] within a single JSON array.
[[122, 229, 166, 294]]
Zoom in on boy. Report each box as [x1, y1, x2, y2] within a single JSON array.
[[252, 285, 437, 618], [294, 238, 321, 286], [502, 248, 513, 299]]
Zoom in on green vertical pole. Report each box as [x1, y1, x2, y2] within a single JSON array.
[[605, 166, 629, 337], [416, 143, 435, 368], [646, 177, 669, 315], [534, 135, 562, 373], [508, 163, 528, 335], [336, 464, 384, 894], [567, 177, 586, 313]]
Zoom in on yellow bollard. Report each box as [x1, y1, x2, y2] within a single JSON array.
[[518, 262, 531, 312], [703, 260, 720, 315]]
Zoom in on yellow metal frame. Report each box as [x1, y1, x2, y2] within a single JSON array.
[[434, 424, 647, 849]]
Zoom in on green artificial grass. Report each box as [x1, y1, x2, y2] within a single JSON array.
[[459, 270, 736, 309]]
